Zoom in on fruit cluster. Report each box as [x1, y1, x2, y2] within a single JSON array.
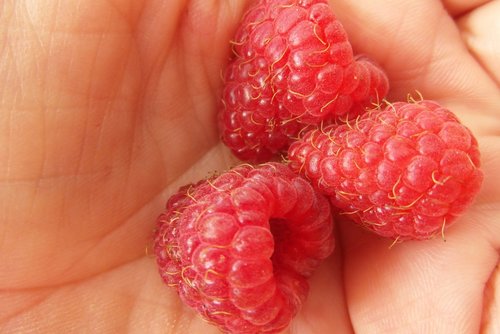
[[154, 1, 483, 333]]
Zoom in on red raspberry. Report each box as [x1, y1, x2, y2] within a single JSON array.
[[287, 100, 483, 240], [154, 162, 334, 333], [220, 0, 389, 162]]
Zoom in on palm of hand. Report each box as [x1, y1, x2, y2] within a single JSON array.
[[1, 1, 499, 333]]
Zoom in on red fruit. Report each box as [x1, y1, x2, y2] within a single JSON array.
[[220, 0, 389, 163], [154, 162, 334, 333], [287, 100, 483, 240]]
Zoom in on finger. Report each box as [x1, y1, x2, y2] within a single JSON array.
[[457, 0, 500, 85], [340, 218, 498, 333], [292, 244, 354, 334], [339, 138, 500, 333], [441, 0, 493, 17], [481, 264, 500, 333], [330, 0, 500, 106], [469, 136, 500, 251]]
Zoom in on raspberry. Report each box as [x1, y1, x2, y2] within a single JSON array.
[[154, 162, 334, 333], [287, 100, 483, 240], [220, 0, 389, 162]]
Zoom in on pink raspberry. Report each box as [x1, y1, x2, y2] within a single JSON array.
[[154, 162, 334, 333], [220, 0, 389, 162], [287, 100, 483, 240]]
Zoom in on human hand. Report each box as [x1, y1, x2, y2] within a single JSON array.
[[1, 1, 498, 333]]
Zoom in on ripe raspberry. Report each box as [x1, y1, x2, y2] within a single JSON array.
[[220, 0, 389, 163], [287, 100, 483, 240], [154, 162, 334, 333]]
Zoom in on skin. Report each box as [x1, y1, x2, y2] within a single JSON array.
[[0, 0, 499, 332]]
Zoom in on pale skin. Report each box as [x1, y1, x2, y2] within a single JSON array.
[[0, 0, 499, 333]]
